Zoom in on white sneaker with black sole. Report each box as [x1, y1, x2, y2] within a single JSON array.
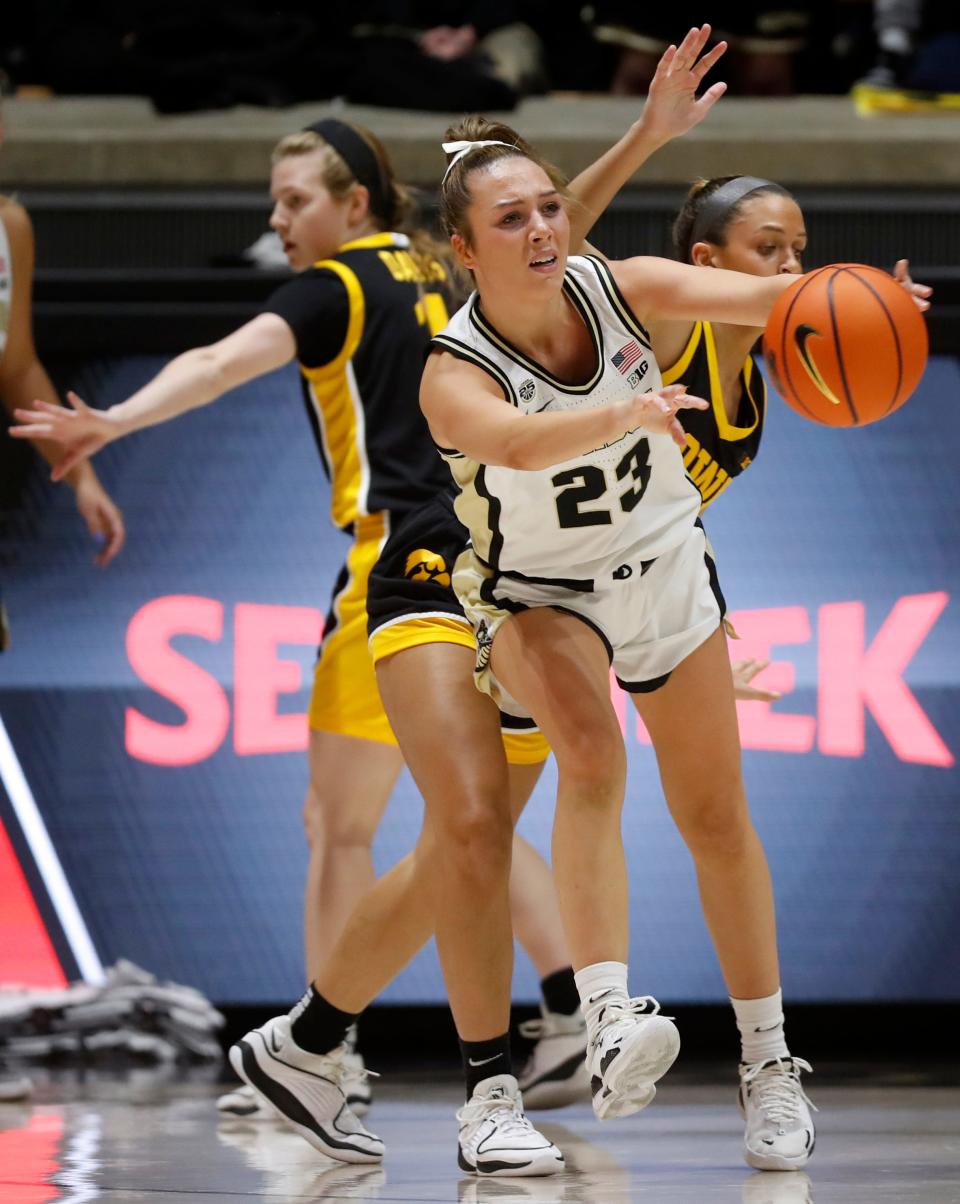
[[457, 1074, 564, 1177], [517, 1007, 590, 1110], [229, 1015, 383, 1163], [739, 1056, 816, 1170], [217, 1081, 275, 1119], [586, 994, 680, 1120]]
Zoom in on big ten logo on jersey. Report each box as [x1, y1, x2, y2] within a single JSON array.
[[682, 433, 732, 507], [627, 362, 649, 391], [404, 548, 451, 587], [377, 248, 447, 285]]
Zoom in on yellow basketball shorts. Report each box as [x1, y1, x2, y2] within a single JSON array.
[[309, 507, 549, 765], [365, 494, 550, 767]]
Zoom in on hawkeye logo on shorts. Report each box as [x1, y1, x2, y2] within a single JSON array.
[[519, 378, 536, 402], [476, 620, 494, 670], [404, 548, 451, 588]]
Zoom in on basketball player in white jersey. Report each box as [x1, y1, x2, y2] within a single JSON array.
[[418, 116, 815, 1169]]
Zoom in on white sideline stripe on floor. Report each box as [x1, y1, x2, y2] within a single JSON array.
[[0, 713, 105, 984]]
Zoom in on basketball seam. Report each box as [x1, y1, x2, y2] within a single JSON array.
[[777, 265, 835, 423], [826, 271, 858, 424], [837, 265, 902, 418]]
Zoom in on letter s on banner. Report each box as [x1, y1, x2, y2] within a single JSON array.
[[125, 596, 230, 766]]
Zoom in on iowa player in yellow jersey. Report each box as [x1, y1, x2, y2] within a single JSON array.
[[11, 115, 565, 1121]]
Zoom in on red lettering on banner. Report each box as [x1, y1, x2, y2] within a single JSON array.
[[125, 596, 230, 766], [233, 604, 323, 755], [728, 607, 816, 753], [124, 593, 952, 767], [817, 592, 953, 767]]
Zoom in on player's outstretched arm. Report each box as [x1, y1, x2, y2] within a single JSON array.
[[568, 25, 727, 250], [421, 352, 708, 470], [0, 200, 126, 564], [10, 312, 297, 480], [614, 255, 799, 329]]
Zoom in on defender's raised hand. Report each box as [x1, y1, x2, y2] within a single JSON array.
[[639, 25, 728, 146]]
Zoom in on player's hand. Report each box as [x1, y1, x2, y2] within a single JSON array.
[[893, 259, 932, 312], [636, 26, 728, 146], [72, 469, 126, 567], [630, 383, 708, 448], [732, 657, 781, 702], [10, 390, 119, 479]]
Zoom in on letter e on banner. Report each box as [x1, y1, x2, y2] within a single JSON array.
[[234, 604, 323, 755]]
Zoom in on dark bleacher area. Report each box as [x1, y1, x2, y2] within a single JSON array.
[[25, 187, 960, 357]]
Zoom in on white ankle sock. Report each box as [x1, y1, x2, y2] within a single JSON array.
[[731, 988, 790, 1064], [574, 961, 629, 1040]]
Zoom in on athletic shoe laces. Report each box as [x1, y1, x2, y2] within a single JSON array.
[[315, 1042, 379, 1087], [742, 1057, 816, 1125], [606, 994, 673, 1026], [456, 1092, 536, 1139]]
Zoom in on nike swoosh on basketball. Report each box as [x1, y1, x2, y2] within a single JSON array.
[[794, 324, 844, 406]]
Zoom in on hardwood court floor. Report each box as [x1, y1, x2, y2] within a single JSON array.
[[1, 1066, 957, 1203]]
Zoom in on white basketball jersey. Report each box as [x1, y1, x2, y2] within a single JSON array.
[[0, 211, 11, 360], [432, 255, 701, 581]]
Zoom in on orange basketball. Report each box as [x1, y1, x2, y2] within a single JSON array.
[[762, 263, 928, 426]]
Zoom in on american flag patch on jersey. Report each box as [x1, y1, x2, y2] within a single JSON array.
[[611, 342, 643, 374]]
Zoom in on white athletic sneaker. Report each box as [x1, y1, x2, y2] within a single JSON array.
[[586, 994, 680, 1120], [216, 1081, 277, 1120], [739, 1056, 817, 1170], [342, 1024, 372, 1117], [229, 1015, 383, 1163], [0, 1068, 33, 1101], [457, 1074, 565, 1177], [742, 1170, 814, 1204], [517, 1007, 590, 1109]]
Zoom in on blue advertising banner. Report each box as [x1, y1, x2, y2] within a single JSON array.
[[2, 354, 958, 1003]]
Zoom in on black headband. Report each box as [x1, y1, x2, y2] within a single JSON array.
[[689, 176, 779, 250], [303, 118, 390, 224]]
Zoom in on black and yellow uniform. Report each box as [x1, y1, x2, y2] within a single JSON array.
[[264, 231, 451, 743], [366, 488, 550, 765], [662, 320, 766, 510]]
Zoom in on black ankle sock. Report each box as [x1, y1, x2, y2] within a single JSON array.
[[289, 986, 358, 1055], [460, 1032, 512, 1099], [540, 966, 580, 1016]]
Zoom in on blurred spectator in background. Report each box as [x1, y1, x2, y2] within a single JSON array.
[[856, 0, 960, 93], [585, 3, 813, 95], [4, 2, 548, 113]]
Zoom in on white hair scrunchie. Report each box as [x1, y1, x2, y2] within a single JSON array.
[[441, 139, 516, 184]]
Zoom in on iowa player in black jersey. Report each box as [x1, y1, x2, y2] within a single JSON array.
[[10, 117, 461, 1118]]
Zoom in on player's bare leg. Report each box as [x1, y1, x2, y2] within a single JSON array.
[[302, 729, 404, 981], [490, 608, 679, 1121], [635, 624, 815, 1170]]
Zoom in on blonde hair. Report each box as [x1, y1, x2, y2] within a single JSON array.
[[271, 123, 445, 271]]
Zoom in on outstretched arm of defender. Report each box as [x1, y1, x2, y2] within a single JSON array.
[[568, 26, 727, 249], [10, 312, 297, 480]]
